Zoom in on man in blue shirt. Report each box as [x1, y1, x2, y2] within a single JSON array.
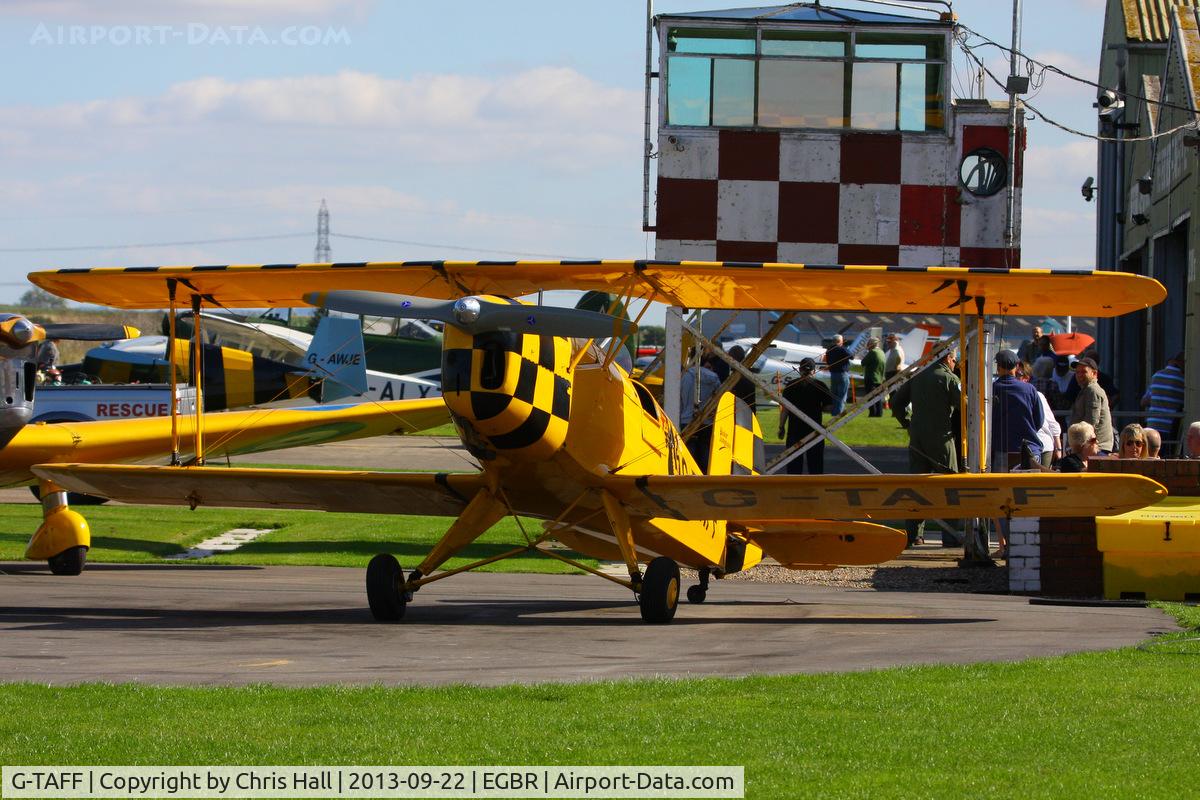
[[990, 349, 1045, 559], [992, 349, 1045, 471]]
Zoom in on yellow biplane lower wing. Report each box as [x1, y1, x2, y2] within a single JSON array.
[[30, 464, 484, 516], [2, 398, 448, 487], [603, 473, 1166, 521]]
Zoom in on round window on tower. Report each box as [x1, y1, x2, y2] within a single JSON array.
[[959, 147, 1008, 197]]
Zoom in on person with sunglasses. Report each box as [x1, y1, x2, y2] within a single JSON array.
[[1059, 422, 1102, 473], [1117, 423, 1148, 459]]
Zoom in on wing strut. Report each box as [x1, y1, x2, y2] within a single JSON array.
[[190, 294, 206, 465], [167, 279, 181, 465]]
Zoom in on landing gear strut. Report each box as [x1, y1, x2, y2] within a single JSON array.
[[687, 567, 710, 604], [639, 556, 680, 624]]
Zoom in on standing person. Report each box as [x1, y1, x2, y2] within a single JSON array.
[[884, 331, 906, 414], [860, 337, 886, 417], [726, 345, 757, 412], [1142, 352, 1185, 451], [35, 338, 59, 370], [1070, 356, 1114, 453], [777, 357, 833, 475], [824, 334, 853, 415], [892, 349, 961, 547], [1050, 354, 1075, 410], [1017, 360, 1060, 468], [992, 350, 1044, 558], [680, 352, 721, 472], [1018, 325, 1043, 366], [993, 350, 1044, 469]]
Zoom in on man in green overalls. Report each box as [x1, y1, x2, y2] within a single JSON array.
[[891, 349, 961, 547]]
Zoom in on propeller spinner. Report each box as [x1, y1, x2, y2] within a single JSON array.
[[0, 314, 139, 349]]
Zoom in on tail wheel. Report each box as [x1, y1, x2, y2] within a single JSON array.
[[366, 553, 407, 622], [639, 556, 680, 624], [686, 585, 707, 604], [48, 546, 87, 576]]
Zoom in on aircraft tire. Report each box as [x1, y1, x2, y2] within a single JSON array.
[[686, 585, 706, 604], [366, 553, 407, 622], [48, 546, 87, 576], [639, 557, 680, 624]]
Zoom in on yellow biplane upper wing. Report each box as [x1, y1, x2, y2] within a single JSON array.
[[2, 398, 448, 487], [30, 464, 483, 516], [601, 472, 1167, 521], [29, 260, 1165, 317]]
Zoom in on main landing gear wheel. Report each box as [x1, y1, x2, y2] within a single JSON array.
[[366, 553, 407, 622], [639, 556, 680, 624], [48, 546, 87, 576]]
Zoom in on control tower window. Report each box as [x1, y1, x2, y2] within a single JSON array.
[[667, 28, 755, 127], [664, 25, 946, 132]]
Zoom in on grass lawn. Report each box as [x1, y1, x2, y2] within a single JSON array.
[[0, 605, 1196, 798], [0, 504, 592, 574], [413, 409, 909, 447]]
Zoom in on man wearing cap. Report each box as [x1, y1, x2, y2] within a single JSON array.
[[992, 349, 1045, 470], [1070, 356, 1114, 453], [778, 357, 834, 474], [892, 348, 961, 547]]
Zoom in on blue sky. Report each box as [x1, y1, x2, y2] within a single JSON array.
[[0, 0, 1106, 306]]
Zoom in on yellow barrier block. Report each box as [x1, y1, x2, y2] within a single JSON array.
[[1096, 497, 1200, 601]]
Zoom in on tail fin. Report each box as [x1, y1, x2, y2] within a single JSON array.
[[845, 328, 871, 358], [897, 327, 930, 361], [305, 316, 368, 402], [707, 392, 766, 574], [707, 392, 765, 477]]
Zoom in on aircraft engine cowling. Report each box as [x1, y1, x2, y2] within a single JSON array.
[[440, 304, 573, 462], [0, 349, 37, 449]]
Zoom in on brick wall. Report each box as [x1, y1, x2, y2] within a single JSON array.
[[1034, 459, 1200, 598]]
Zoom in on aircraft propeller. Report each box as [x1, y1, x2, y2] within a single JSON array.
[[0, 314, 139, 349], [305, 290, 636, 340]]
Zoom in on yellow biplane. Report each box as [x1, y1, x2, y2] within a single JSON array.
[[0, 310, 447, 576], [30, 261, 1168, 622]]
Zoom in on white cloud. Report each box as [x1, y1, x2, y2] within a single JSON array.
[[1, 68, 643, 170]]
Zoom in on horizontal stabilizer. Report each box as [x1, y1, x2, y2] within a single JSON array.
[[743, 520, 906, 568], [31, 464, 483, 516]]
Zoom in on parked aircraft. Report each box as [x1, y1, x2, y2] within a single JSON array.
[[30, 261, 1168, 621], [79, 313, 441, 406], [0, 310, 447, 575]]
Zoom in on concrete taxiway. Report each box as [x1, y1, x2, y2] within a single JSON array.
[[0, 564, 1177, 686]]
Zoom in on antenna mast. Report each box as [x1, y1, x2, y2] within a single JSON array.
[[314, 199, 332, 263]]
